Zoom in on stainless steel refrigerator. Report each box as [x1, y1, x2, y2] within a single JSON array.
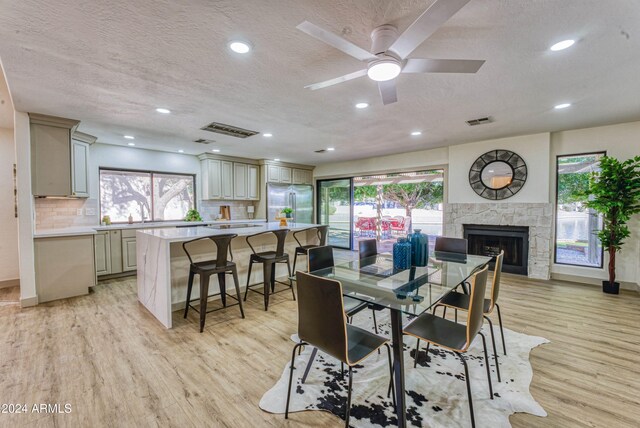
[[267, 184, 314, 224]]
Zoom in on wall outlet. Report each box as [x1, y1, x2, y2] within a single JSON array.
[[76, 208, 83, 216], [85, 208, 96, 216]]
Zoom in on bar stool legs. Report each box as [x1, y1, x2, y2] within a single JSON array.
[[199, 275, 210, 333], [184, 270, 195, 319], [245, 259, 295, 311]]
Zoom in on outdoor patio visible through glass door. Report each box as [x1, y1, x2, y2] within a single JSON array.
[[317, 179, 352, 249]]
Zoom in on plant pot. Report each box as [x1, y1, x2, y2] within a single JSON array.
[[285, 213, 292, 219], [602, 280, 620, 295]]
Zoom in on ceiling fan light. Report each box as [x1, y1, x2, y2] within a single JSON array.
[[367, 61, 401, 82]]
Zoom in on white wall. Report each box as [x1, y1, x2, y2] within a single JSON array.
[[0, 127, 19, 283], [448, 133, 551, 204], [550, 121, 640, 286]]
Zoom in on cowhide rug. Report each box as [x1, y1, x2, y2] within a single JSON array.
[[260, 312, 549, 427]]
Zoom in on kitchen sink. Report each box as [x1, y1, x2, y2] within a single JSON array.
[[206, 224, 263, 230]]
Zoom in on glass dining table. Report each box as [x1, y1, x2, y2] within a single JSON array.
[[310, 252, 491, 428]]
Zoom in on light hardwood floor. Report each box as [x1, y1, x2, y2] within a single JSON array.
[[0, 272, 639, 427]]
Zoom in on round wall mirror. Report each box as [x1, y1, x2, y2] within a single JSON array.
[[469, 150, 527, 200]]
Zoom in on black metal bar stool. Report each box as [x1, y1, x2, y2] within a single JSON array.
[[182, 233, 245, 332], [243, 229, 295, 310], [292, 225, 329, 273]]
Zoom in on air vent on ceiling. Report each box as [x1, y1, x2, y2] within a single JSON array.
[[466, 116, 493, 126], [193, 138, 215, 144], [200, 122, 259, 138], [314, 149, 326, 153]]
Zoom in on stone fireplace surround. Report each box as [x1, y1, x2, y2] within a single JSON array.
[[444, 203, 553, 279]]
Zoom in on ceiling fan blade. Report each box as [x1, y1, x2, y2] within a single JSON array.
[[389, 0, 472, 59], [296, 21, 377, 62], [304, 69, 368, 90], [403, 58, 485, 73], [378, 80, 398, 105]]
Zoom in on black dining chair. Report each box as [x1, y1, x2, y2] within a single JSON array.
[[434, 236, 470, 294], [285, 271, 395, 428], [243, 229, 294, 310], [435, 251, 506, 381], [358, 238, 378, 260], [182, 233, 244, 332], [291, 225, 329, 273], [404, 266, 493, 428]]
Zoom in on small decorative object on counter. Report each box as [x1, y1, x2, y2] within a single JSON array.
[[282, 207, 293, 219], [184, 209, 203, 222], [409, 229, 429, 267], [102, 215, 111, 225], [128, 213, 134, 224], [393, 237, 411, 270]]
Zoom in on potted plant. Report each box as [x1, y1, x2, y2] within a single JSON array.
[[184, 209, 203, 222], [282, 207, 293, 218], [583, 155, 640, 294]]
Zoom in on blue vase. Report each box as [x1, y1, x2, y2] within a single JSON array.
[[409, 229, 429, 267], [393, 237, 412, 270]]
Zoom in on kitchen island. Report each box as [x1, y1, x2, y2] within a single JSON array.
[[136, 222, 321, 328]]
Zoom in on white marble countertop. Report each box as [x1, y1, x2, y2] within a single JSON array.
[[137, 222, 321, 243], [33, 219, 268, 238]]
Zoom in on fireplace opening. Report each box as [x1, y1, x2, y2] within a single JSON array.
[[463, 225, 529, 275]]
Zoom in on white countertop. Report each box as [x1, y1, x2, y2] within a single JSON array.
[[33, 219, 268, 238], [137, 222, 321, 243]]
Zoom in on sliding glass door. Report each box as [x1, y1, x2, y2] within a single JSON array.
[[317, 179, 353, 249]]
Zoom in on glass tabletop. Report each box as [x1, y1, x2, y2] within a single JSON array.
[[310, 252, 492, 316]]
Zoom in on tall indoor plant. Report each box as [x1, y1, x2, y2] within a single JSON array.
[[584, 155, 640, 294]]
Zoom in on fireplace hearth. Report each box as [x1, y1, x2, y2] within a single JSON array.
[[464, 224, 529, 275]]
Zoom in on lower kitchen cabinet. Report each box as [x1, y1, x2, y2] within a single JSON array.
[[121, 230, 137, 272], [34, 235, 96, 303], [94, 231, 111, 275], [96, 229, 136, 277]]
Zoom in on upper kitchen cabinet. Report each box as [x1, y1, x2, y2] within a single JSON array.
[[264, 160, 314, 185], [199, 154, 260, 201], [30, 113, 95, 197]]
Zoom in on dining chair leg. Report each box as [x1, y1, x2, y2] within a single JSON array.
[[455, 308, 458, 323], [456, 352, 475, 428], [232, 268, 245, 319], [285, 342, 306, 419], [442, 306, 447, 319], [345, 366, 353, 428], [413, 338, 420, 368], [478, 332, 494, 398], [292, 251, 298, 274], [384, 343, 396, 408], [287, 260, 296, 300], [301, 347, 318, 384], [199, 274, 210, 333], [461, 281, 470, 295], [372, 309, 379, 334], [341, 362, 345, 380], [243, 261, 253, 301], [496, 303, 507, 355], [184, 270, 195, 318], [483, 316, 501, 382]]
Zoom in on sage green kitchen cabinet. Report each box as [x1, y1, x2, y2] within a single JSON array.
[[248, 164, 259, 200], [121, 230, 137, 272], [292, 168, 312, 185], [201, 159, 222, 199], [35, 235, 95, 303], [233, 162, 248, 200], [221, 160, 234, 199], [29, 113, 96, 197], [94, 231, 111, 276]]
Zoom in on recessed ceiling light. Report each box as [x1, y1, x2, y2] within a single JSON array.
[[178, 149, 184, 153], [124, 135, 135, 140], [411, 131, 422, 136], [155, 108, 171, 114], [327, 147, 335, 151], [263, 133, 273, 138], [554, 103, 571, 109], [127, 142, 135, 146], [212, 149, 220, 153], [229, 40, 251, 54], [488, 170, 495, 173], [274, 158, 280, 161], [550, 39, 575, 51], [355, 102, 369, 109]]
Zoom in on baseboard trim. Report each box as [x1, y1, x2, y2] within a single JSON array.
[[551, 272, 638, 291], [20, 295, 38, 307], [0, 279, 20, 289]]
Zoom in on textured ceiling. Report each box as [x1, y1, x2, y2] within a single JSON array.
[[0, 0, 639, 164]]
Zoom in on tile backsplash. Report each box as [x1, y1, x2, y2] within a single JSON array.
[[34, 198, 258, 229], [34, 198, 99, 229]]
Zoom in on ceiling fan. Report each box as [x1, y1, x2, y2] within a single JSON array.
[[296, 0, 485, 105]]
